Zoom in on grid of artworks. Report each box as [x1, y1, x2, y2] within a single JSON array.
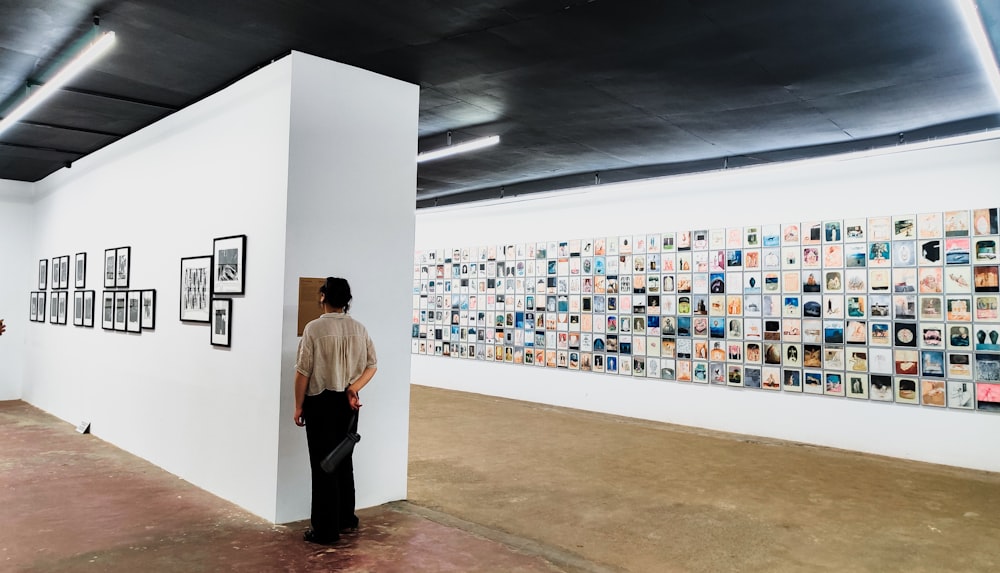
[[412, 208, 1000, 412]]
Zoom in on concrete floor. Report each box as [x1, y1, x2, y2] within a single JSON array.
[[2, 387, 999, 572]]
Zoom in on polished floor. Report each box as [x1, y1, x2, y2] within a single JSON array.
[[2, 387, 999, 572]]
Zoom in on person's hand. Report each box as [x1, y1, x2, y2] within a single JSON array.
[[347, 386, 362, 411], [294, 407, 305, 427]]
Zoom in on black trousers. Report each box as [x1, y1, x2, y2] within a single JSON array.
[[303, 390, 358, 537]]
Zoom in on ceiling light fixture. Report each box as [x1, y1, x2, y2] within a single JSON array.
[[0, 30, 117, 137], [417, 135, 500, 163], [956, 0, 1000, 105]]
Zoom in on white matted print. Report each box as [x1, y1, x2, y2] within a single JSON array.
[[213, 235, 247, 295], [180, 255, 212, 322], [211, 298, 232, 347]]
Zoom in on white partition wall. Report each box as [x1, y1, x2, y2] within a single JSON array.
[[274, 52, 418, 522], [13, 51, 417, 523], [0, 181, 34, 400], [413, 135, 1000, 473]]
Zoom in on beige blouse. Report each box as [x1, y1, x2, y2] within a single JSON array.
[[296, 313, 377, 395]]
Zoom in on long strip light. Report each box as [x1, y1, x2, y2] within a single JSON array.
[[956, 0, 1000, 105], [0, 31, 117, 137], [417, 135, 500, 163]]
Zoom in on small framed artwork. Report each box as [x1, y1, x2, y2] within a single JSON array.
[[947, 381, 975, 409], [38, 259, 48, 290], [59, 255, 70, 289], [73, 291, 84, 326], [141, 289, 156, 330], [29, 292, 38, 322], [115, 247, 131, 289], [126, 290, 142, 333], [895, 377, 920, 404], [35, 292, 45, 322], [199, 241, 236, 293], [51, 257, 60, 289], [102, 291, 115, 330], [83, 290, 95, 328], [104, 249, 116, 288], [113, 290, 127, 331], [846, 373, 869, 399], [49, 292, 59, 323], [74, 252, 87, 288], [211, 298, 232, 347], [57, 291, 68, 324], [180, 255, 213, 322]]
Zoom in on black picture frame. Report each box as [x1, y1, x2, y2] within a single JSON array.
[[29, 291, 38, 322], [113, 290, 127, 331], [213, 234, 247, 295], [102, 291, 115, 330], [141, 289, 156, 330], [59, 255, 70, 289], [73, 291, 84, 326], [38, 259, 47, 290], [126, 290, 142, 333], [83, 290, 95, 328], [57, 291, 68, 324], [34, 292, 45, 322], [104, 249, 116, 289], [51, 257, 59, 289], [210, 298, 232, 347], [180, 255, 212, 323], [75, 252, 87, 289], [49, 291, 58, 323], [115, 246, 131, 289]]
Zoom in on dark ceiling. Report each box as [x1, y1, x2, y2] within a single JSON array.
[[1, 0, 998, 207]]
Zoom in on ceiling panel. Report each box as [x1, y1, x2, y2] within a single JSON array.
[[0, 0, 996, 206]]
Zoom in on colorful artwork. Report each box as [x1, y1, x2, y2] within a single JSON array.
[[412, 207, 1000, 412]]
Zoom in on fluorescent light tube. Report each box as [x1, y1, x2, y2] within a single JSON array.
[[0, 31, 116, 137], [417, 135, 500, 163], [956, 0, 1000, 106]]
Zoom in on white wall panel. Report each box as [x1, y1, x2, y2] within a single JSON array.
[[413, 135, 1000, 473]]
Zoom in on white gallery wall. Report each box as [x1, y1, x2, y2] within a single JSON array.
[[413, 134, 1000, 473], [0, 180, 34, 399], [274, 53, 418, 522], [10, 52, 417, 523]]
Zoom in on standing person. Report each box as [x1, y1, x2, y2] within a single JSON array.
[[293, 277, 377, 545]]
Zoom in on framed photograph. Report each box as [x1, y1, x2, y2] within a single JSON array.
[[947, 381, 975, 409], [57, 291, 68, 324], [141, 289, 156, 330], [51, 257, 60, 289], [104, 249, 116, 288], [115, 247, 131, 289], [29, 291, 38, 322], [35, 292, 45, 322], [49, 292, 58, 323], [83, 290, 95, 328], [38, 259, 48, 290], [74, 252, 87, 288], [180, 255, 213, 322], [73, 291, 84, 326], [102, 291, 115, 330], [210, 298, 232, 347], [59, 255, 70, 289], [113, 290, 128, 331], [126, 290, 142, 333], [213, 235, 247, 295]]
